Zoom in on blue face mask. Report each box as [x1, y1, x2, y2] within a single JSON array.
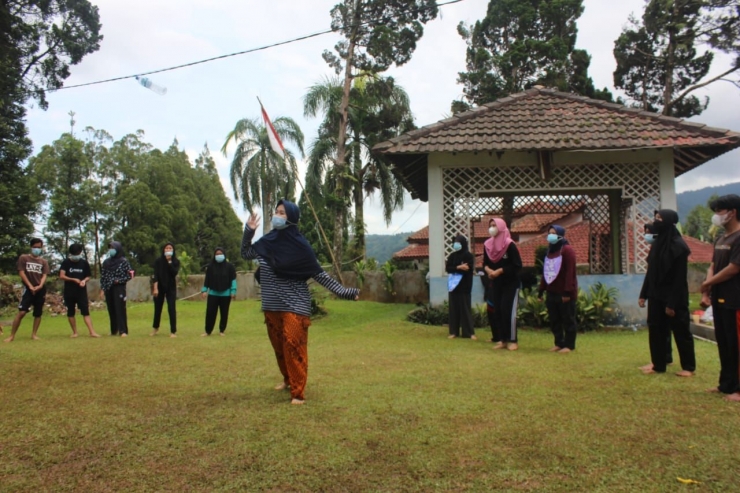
[[164, 251, 173, 257], [547, 234, 560, 245], [31, 247, 42, 256], [644, 233, 656, 244], [108, 248, 117, 258], [271, 215, 288, 230], [452, 242, 462, 251], [69, 254, 82, 261], [215, 254, 225, 263]]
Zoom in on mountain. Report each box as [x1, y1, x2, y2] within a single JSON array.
[[365, 233, 414, 264], [677, 182, 740, 216]]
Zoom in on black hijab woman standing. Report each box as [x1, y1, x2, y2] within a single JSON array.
[[446, 234, 476, 340], [151, 242, 180, 337], [100, 241, 133, 337], [638, 210, 695, 376], [201, 247, 237, 336]]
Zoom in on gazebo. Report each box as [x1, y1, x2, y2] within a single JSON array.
[[374, 86, 740, 322]]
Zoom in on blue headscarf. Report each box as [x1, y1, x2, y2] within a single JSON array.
[[252, 199, 323, 281], [547, 225, 570, 254]]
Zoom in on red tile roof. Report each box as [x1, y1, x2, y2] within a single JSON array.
[[511, 213, 569, 233], [517, 221, 592, 266]]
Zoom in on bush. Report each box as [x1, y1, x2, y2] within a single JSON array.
[[406, 301, 488, 329], [576, 282, 619, 331], [310, 286, 328, 319], [517, 288, 549, 327]]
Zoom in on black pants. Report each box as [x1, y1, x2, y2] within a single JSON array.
[[646, 299, 695, 373], [546, 292, 577, 350], [713, 304, 740, 394], [205, 295, 231, 334], [448, 292, 474, 338], [105, 284, 128, 335], [153, 288, 177, 333], [487, 284, 520, 343]]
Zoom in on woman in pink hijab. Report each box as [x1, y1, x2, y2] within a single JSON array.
[[482, 218, 522, 350]]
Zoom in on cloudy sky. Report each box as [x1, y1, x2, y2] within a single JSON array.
[[26, 0, 740, 236]]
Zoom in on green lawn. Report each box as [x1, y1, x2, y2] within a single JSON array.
[[1, 300, 737, 492]]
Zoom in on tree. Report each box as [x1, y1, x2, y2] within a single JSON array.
[[455, 0, 612, 109], [613, 0, 740, 117], [221, 117, 304, 235], [684, 193, 720, 242], [322, 0, 438, 275], [303, 74, 414, 259]]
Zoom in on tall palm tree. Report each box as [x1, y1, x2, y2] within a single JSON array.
[[303, 75, 414, 259], [221, 116, 305, 235]]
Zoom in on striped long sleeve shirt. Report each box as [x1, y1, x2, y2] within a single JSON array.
[[241, 224, 358, 317]]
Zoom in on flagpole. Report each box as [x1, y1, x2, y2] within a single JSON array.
[[257, 97, 345, 283]]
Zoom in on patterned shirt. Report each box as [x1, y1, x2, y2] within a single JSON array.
[[241, 225, 358, 317], [101, 259, 133, 291]]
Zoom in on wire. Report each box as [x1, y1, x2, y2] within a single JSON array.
[[49, 0, 466, 92], [391, 200, 424, 234]]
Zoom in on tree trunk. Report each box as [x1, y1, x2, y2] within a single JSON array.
[[661, 4, 678, 115], [353, 178, 365, 261], [262, 195, 271, 236], [93, 211, 100, 277]]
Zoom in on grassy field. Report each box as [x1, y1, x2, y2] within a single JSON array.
[[0, 300, 737, 492]]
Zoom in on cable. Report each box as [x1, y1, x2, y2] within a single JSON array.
[[391, 200, 424, 234], [49, 0, 465, 92]]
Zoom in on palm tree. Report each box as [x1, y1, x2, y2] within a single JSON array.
[[221, 116, 305, 235], [303, 75, 414, 259]]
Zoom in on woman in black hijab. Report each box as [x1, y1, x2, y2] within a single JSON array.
[[445, 234, 476, 339], [638, 210, 695, 376], [100, 241, 133, 337], [151, 242, 180, 337], [201, 247, 237, 336]]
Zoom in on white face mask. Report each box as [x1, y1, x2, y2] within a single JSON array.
[[711, 212, 731, 227], [488, 226, 498, 237]]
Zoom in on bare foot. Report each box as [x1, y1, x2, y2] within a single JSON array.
[[557, 348, 571, 354], [170, 334, 177, 338], [675, 370, 694, 377], [201, 333, 209, 337], [275, 382, 288, 391], [724, 392, 740, 402], [447, 335, 457, 339], [492, 342, 505, 350], [290, 398, 304, 405], [642, 368, 657, 374], [548, 346, 561, 352], [70, 333, 78, 338], [219, 332, 225, 336], [120, 333, 127, 338], [470, 335, 478, 340], [32, 335, 40, 341], [706, 387, 721, 393], [4, 337, 14, 343], [507, 343, 519, 351], [150, 330, 158, 336], [89, 333, 101, 338], [638, 363, 653, 371]]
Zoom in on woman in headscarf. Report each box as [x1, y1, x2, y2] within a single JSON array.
[[638, 210, 695, 376], [483, 218, 522, 350], [151, 242, 180, 337], [241, 199, 359, 405], [201, 247, 237, 336], [538, 225, 578, 353], [445, 234, 476, 340], [99, 241, 133, 337]]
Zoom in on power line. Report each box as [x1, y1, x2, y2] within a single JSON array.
[[49, 0, 465, 92], [392, 200, 424, 234]]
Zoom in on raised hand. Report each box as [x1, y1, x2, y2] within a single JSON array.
[[247, 212, 261, 231]]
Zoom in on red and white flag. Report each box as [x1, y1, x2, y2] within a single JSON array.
[[259, 100, 285, 159]]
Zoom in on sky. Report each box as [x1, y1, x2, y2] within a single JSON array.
[[25, 0, 740, 237]]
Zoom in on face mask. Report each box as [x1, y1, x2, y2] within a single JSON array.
[[711, 213, 730, 227], [489, 226, 498, 237], [272, 215, 288, 230], [644, 233, 655, 244], [215, 254, 225, 263], [164, 251, 173, 257], [69, 254, 82, 261], [31, 247, 42, 256], [547, 234, 560, 245], [452, 242, 462, 251], [108, 249, 117, 258]]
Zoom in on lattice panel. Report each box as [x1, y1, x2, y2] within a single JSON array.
[[442, 162, 660, 273]]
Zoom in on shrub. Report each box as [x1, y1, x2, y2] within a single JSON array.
[[576, 282, 619, 331], [406, 301, 488, 329], [309, 286, 328, 319], [381, 260, 396, 295], [354, 260, 366, 289], [517, 288, 549, 327]]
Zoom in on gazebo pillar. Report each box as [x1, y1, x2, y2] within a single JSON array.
[[608, 189, 622, 274], [427, 159, 445, 277], [659, 151, 678, 211]]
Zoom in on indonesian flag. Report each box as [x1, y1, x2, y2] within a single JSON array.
[[259, 100, 285, 159]]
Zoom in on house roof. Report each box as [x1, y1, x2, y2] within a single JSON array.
[[374, 87, 740, 201]]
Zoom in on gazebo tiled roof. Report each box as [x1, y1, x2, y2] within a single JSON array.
[[374, 87, 740, 201]]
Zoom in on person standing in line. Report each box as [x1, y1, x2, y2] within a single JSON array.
[[4, 238, 50, 342], [151, 242, 180, 338], [100, 241, 133, 337], [638, 222, 673, 371], [241, 199, 359, 405], [638, 211, 695, 376], [538, 225, 578, 353], [446, 234, 476, 340], [483, 218, 522, 350], [700, 194, 740, 402], [201, 247, 237, 336], [59, 243, 100, 338]]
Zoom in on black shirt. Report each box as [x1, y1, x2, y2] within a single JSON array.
[[482, 242, 522, 290], [59, 258, 91, 296], [712, 229, 740, 310]]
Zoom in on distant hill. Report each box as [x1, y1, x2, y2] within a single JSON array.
[[365, 232, 414, 264], [677, 182, 740, 216]]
